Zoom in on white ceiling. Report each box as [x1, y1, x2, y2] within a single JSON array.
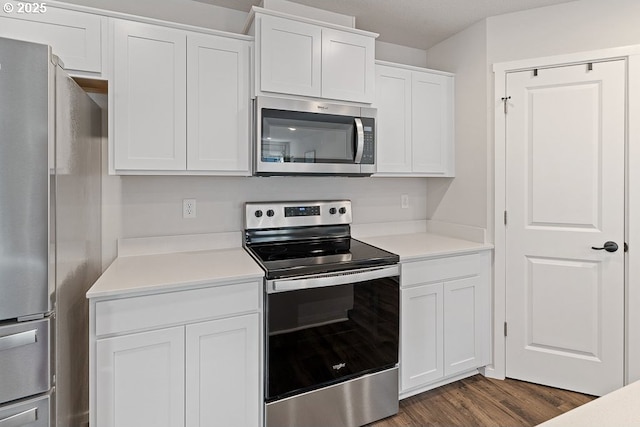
[[193, 0, 577, 50]]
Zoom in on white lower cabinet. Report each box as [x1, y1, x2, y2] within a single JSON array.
[[400, 251, 491, 396], [91, 282, 261, 427], [185, 314, 259, 427], [96, 327, 185, 427]]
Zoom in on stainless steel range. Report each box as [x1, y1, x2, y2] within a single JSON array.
[[244, 200, 400, 427]]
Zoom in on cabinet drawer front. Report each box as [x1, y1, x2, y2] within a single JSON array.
[[0, 319, 50, 405], [402, 254, 481, 287], [0, 393, 51, 427], [95, 282, 260, 337]]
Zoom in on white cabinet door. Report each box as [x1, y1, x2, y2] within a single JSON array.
[[374, 65, 413, 173], [113, 20, 187, 170], [0, 2, 103, 73], [374, 63, 454, 176], [96, 327, 185, 427], [259, 14, 322, 98], [401, 282, 444, 391], [187, 34, 250, 174], [412, 71, 454, 175], [322, 28, 375, 103], [443, 276, 483, 376], [185, 314, 260, 427]]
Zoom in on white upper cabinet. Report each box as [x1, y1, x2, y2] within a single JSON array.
[[375, 62, 455, 177], [375, 65, 413, 173], [0, 1, 104, 74], [259, 15, 322, 98], [412, 71, 454, 174], [256, 13, 376, 103], [187, 34, 250, 172], [113, 20, 187, 171], [110, 19, 251, 174], [321, 28, 375, 103]]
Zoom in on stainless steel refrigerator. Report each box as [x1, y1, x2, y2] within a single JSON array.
[[0, 37, 102, 427]]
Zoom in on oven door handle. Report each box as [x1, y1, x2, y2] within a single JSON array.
[[267, 265, 399, 293]]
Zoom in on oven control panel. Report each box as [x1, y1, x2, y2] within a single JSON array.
[[245, 200, 352, 230]]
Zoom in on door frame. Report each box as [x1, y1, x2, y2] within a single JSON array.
[[491, 45, 640, 385]]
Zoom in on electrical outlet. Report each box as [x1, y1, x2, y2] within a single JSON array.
[[183, 198, 196, 219], [401, 194, 409, 209]]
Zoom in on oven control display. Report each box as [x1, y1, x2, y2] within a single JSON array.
[[285, 205, 320, 217]]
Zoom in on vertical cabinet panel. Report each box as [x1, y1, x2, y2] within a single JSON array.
[[374, 65, 413, 173], [96, 327, 185, 427], [113, 20, 187, 170], [401, 283, 444, 390], [187, 34, 250, 173], [186, 314, 260, 427], [321, 28, 375, 103], [443, 277, 482, 376], [412, 71, 454, 174], [260, 15, 322, 98]]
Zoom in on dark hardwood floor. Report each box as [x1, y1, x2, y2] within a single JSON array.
[[370, 375, 596, 427]]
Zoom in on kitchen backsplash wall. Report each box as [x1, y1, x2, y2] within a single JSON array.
[[102, 175, 427, 267]]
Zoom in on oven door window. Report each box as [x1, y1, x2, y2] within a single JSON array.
[[265, 276, 399, 401], [261, 109, 356, 164]]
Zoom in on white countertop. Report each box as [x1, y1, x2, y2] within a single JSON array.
[[86, 247, 264, 299], [359, 232, 493, 261], [537, 380, 640, 426], [88, 228, 492, 300]]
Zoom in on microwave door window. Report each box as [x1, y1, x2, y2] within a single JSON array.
[[262, 113, 355, 164]]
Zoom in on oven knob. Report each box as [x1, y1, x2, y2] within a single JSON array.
[[339, 207, 347, 215], [329, 207, 337, 215], [266, 209, 275, 217], [254, 210, 263, 218]]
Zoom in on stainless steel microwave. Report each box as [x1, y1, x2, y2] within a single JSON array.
[[254, 96, 376, 176]]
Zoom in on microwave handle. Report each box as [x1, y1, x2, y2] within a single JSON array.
[[354, 118, 364, 164]]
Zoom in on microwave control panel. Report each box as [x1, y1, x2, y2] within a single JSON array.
[[360, 117, 375, 164]]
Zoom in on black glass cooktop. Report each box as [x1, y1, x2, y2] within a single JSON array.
[[246, 237, 399, 279]]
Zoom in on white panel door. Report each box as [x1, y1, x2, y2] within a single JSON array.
[[412, 71, 454, 175], [187, 34, 250, 173], [400, 283, 443, 391], [321, 28, 375, 103], [374, 64, 412, 173], [113, 20, 187, 170], [96, 327, 185, 427], [505, 60, 625, 396], [259, 15, 321, 98], [185, 314, 260, 427], [443, 276, 482, 376]]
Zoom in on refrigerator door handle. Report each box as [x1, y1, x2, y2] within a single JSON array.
[[0, 408, 38, 427], [0, 329, 37, 352]]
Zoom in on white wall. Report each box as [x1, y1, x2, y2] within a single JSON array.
[[60, 0, 248, 33], [102, 176, 427, 266], [423, 20, 488, 232], [487, 0, 640, 64], [376, 40, 427, 68], [423, 0, 640, 242]]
